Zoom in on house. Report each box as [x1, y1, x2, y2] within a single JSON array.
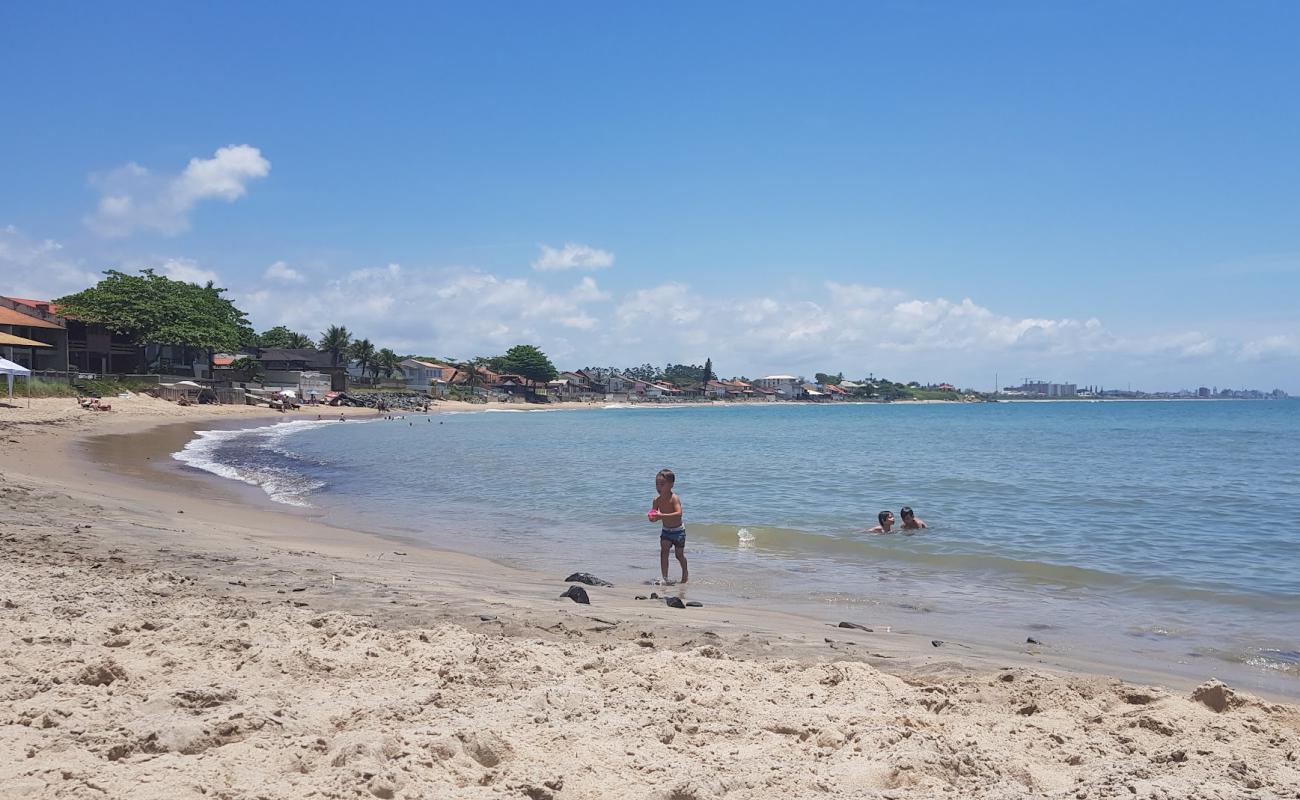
[[551, 371, 598, 401], [493, 374, 538, 401], [802, 383, 829, 401], [754, 375, 805, 399], [936, 383, 956, 392], [701, 380, 729, 399], [257, 348, 347, 390], [3, 296, 214, 378], [638, 381, 681, 400], [822, 383, 850, 399], [606, 372, 634, 396], [0, 297, 67, 372], [397, 359, 458, 391]]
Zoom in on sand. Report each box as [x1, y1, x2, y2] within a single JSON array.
[[1, 397, 1298, 799]]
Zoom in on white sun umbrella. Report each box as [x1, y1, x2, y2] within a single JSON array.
[[0, 356, 32, 406]]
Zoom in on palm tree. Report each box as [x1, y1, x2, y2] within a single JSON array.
[[457, 359, 487, 394], [349, 338, 376, 382], [318, 325, 352, 366], [286, 331, 314, 349], [376, 348, 402, 380]]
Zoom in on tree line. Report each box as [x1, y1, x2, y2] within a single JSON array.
[[54, 269, 966, 396]]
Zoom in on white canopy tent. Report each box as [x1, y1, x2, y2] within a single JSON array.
[[0, 356, 32, 406]]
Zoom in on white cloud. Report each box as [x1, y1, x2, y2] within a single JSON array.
[[1240, 334, 1299, 361], [264, 260, 305, 284], [84, 145, 270, 237], [531, 242, 615, 271], [226, 268, 1300, 390], [235, 265, 612, 360], [0, 225, 101, 299], [157, 257, 219, 285]]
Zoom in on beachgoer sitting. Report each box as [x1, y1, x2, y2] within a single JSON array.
[[869, 510, 894, 533], [900, 506, 927, 530]]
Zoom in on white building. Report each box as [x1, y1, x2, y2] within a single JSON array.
[[754, 375, 804, 399], [398, 359, 458, 391], [1021, 381, 1077, 398]]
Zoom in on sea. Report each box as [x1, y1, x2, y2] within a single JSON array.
[[174, 399, 1300, 697]]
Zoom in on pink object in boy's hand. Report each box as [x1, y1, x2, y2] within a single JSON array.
[[648, 509, 660, 521]]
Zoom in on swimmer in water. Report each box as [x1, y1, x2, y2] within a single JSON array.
[[868, 510, 895, 533], [900, 506, 927, 530]]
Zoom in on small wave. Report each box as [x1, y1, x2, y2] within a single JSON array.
[[686, 522, 1297, 611], [172, 420, 331, 506], [736, 527, 755, 548], [1201, 647, 1300, 678]]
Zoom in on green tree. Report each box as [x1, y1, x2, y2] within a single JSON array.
[[230, 356, 264, 383], [702, 358, 714, 384], [457, 359, 487, 391], [814, 372, 843, 386], [55, 269, 252, 355], [258, 325, 314, 349], [375, 348, 402, 379], [621, 363, 661, 382], [663, 362, 706, 387], [318, 325, 352, 366], [500, 344, 558, 384], [349, 338, 376, 379]]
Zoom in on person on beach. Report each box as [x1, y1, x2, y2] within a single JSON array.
[[899, 506, 927, 530], [868, 510, 895, 533], [648, 468, 688, 584]]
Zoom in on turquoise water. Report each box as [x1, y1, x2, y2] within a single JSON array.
[[177, 400, 1300, 695]]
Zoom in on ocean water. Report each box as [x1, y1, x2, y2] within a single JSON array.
[[175, 400, 1300, 696]]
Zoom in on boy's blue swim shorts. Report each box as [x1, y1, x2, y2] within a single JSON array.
[[660, 528, 686, 548]]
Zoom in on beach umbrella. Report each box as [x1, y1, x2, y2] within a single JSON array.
[[0, 356, 32, 406]]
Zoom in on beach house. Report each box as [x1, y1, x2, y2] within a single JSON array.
[[2, 296, 213, 378], [0, 297, 67, 372], [398, 359, 455, 392], [257, 348, 348, 391], [755, 375, 805, 399]]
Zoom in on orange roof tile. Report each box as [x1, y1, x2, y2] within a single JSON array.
[[0, 305, 64, 329]]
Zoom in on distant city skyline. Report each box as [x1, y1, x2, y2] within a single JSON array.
[[2, 3, 1298, 392]]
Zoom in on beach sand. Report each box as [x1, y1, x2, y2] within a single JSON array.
[[1, 397, 1297, 798]]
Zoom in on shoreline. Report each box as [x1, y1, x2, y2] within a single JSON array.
[[2, 397, 1298, 797], [45, 399, 1300, 698]]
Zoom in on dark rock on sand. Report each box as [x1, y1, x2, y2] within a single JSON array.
[[560, 586, 590, 604], [685, 601, 703, 607], [634, 595, 648, 601], [838, 621, 873, 632], [649, 592, 660, 600], [565, 572, 614, 587], [1027, 637, 1042, 645], [479, 615, 498, 622], [665, 596, 686, 609], [931, 640, 944, 648]]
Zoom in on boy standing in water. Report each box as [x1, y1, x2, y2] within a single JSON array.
[[648, 468, 688, 584]]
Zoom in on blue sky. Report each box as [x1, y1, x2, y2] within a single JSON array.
[[2, 1, 1298, 390]]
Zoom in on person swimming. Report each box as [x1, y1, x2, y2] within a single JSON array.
[[868, 510, 895, 533], [900, 506, 927, 530]]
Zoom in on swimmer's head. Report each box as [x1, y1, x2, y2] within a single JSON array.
[[900, 506, 915, 520], [878, 510, 893, 526]]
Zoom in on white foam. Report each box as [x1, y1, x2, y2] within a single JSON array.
[[172, 420, 333, 506]]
